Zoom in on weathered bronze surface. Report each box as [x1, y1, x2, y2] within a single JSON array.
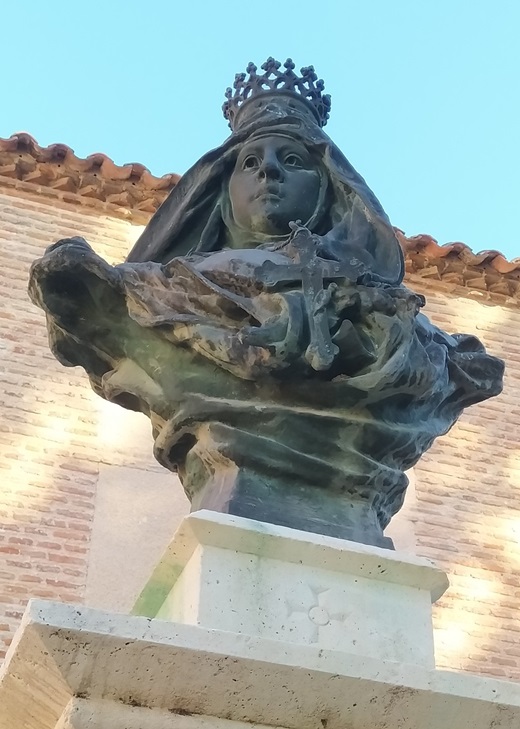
[[29, 59, 504, 548]]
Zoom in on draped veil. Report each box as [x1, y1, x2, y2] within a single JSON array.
[[127, 115, 404, 286]]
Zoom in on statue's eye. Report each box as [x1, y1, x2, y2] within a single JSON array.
[[284, 154, 303, 168], [243, 155, 260, 170]]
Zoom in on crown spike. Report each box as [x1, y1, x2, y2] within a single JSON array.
[[222, 57, 331, 130]]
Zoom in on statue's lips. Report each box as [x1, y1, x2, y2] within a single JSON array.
[[254, 187, 283, 201]]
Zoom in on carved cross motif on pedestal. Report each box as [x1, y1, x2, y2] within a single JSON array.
[[285, 583, 351, 644]]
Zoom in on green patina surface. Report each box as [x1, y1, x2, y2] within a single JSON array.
[[132, 559, 183, 618]]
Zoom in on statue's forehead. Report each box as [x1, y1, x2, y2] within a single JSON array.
[[238, 132, 309, 154]]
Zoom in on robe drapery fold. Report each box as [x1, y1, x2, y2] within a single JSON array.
[[29, 238, 504, 546]]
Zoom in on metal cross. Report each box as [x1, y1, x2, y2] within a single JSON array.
[[256, 224, 359, 371]]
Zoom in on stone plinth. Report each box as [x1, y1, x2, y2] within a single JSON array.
[[134, 510, 448, 668], [2, 600, 520, 729]]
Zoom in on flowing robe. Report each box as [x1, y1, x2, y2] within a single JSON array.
[[29, 237, 504, 547]]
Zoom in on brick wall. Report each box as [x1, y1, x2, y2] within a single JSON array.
[[410, 279, 520, 681], [0, 184, 150, 658], [0, 180, 519, 682]]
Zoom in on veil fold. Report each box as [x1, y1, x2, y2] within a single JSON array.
[[127, 115, 404, 285]]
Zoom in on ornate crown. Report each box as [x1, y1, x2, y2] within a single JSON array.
[[223, 58, 332, 131]]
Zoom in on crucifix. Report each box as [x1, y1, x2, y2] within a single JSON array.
[[256, 223, 364, 371]]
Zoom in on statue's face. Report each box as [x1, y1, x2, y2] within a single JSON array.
[[228, 135, 321, 236]]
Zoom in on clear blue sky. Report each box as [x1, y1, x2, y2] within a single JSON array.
[[2, 1, 519, 257]]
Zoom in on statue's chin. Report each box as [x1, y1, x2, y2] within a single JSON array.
[[247, 208, 292, 237]]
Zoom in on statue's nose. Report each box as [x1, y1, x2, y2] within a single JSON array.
[[258, 158, 283, 181]]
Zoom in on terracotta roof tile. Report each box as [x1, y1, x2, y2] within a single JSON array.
[[397, 231, 520, 301], [0, 133, 180, 213]]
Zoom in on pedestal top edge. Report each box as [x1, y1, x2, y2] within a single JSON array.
[[179, 510, 449, 599]]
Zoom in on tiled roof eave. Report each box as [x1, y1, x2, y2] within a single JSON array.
[[398, 231, 520, 305], [0, 132, 180, 215]]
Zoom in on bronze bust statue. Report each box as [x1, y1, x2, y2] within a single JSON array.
[[29, 58, 504, 548]]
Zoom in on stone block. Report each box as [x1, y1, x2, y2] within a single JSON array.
[[2, 600, 520, 729], [137, 510, 448, 667]]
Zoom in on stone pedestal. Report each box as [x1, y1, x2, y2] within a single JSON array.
[[2, 511, 520, 729], [136, 510, 447, 667]]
